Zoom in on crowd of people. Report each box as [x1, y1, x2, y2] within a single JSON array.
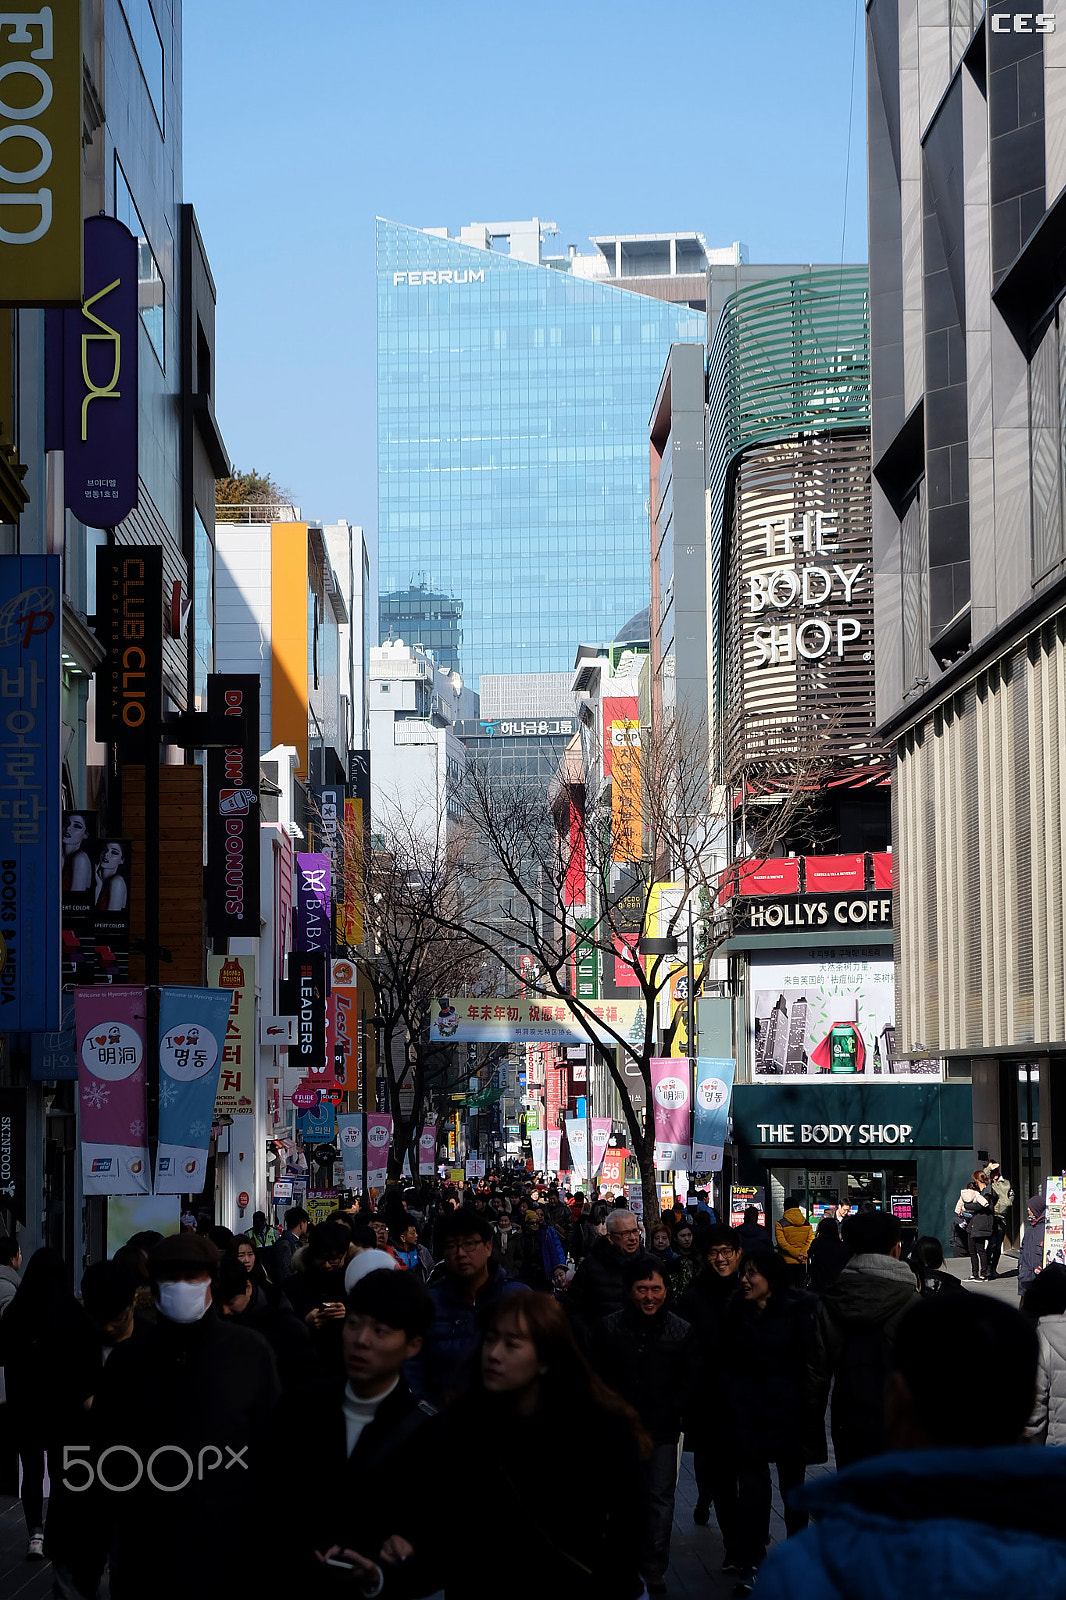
[[0, 1171, 1063, 1598]]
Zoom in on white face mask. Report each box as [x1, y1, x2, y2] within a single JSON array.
[[155, 1279, 211, 1324]]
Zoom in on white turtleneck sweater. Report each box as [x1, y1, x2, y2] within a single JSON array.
[[342, 1377, 399, 1457]]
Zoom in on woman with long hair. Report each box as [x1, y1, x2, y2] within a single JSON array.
[[956, 1170, 994, 1281], [320, 1290, 647, 1598]]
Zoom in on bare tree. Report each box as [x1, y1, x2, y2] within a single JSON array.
[[362, 803, 484, 1180], [440, 704, 844, 1220]]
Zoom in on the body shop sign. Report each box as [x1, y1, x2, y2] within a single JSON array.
[[748, 513, 866, 669], [0, 1, 83, 308]]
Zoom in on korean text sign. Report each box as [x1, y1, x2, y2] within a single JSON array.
[[75, 985, 150, 1195], [207, 953, 256, 1114], [155, 986, 232, 1193], [0, 556, 60, 1029]]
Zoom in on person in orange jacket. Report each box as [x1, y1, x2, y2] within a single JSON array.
[[775, 1200, 815, 1286]]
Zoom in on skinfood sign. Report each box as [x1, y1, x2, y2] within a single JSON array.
[[0, 2, 83, 307], [741, 893, 892, 931], [748, 512, 867, 668]]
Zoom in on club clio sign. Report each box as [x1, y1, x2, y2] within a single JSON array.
[[747, 513, 867, 668], [0, 1, 83, 308]]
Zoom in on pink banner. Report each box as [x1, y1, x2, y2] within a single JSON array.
[[590, 1117, 612, 1175], [651, 1056, 691, 1169], [366, 1112, 392, 1185], [546, 1128, 562, 1171], [418, 1120, 437, 1176], [75, 986, 150, 1196]]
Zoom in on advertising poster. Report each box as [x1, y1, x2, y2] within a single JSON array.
[[91, 836, 131, 983], [651, 1056, 691, 1170], [625, 1182, 644, 1218], [298, 1103, 336, 1145], [305, 1189, 341, 1226], [366, 1113, 392, 1186], [730, 1185, 766, 1228], [207, 953, 256, 1115], [31, 994, 77, 1080], [599, 1148, 627, 1191], [75, 986, 150, 1195], [330, 962, 358, 1089], [62, 810, 96, 985], [1044, 1176, 1065, 1269], [530, 1129, 546, 1171], [546, 1128, 562, 1172], [692, 1058, 735, 1171], [280, 951, 331, 1088], [0, 556, 62, 1030], [430, 995, 645, 1047], [155, 987, 234, 1193], [750, 952, 940, 1082], [206, 675, 260, 938], [337, 1114, 363, 1188]]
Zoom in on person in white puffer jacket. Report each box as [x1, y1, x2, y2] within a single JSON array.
[[1027, 1264, 1066, 1445]]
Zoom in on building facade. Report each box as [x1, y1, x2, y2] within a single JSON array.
[[868, 0, 1066, 1203], [377, 216, 707, 685], [368, 639, 476, 845]]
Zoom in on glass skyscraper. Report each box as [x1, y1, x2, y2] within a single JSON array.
[[377, 218, 706, 685]]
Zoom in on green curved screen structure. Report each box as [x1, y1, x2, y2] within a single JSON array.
[[707, 266, 871, 761]]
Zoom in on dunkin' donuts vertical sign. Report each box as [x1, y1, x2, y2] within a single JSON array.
[[206, 675, 260, 937]]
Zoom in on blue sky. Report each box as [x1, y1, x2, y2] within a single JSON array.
[[183, 0, 867, 533]]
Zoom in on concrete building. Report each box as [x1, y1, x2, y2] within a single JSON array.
[[369, 639, 476, 844], [867, 1, 1066, 1202]]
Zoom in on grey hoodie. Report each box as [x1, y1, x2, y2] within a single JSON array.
[[1029, 1312, 1066, 1445]]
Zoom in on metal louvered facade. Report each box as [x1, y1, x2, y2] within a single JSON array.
[[895, 616, 1066, 1055], [706, 267, 878, 783]]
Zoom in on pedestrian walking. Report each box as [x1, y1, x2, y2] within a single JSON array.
[[565, 1207, 651, 1342], [215, 1257, 320, 1391], [233, 1230, 273, 1288], [755, 1297, 1066, 1599], [271, 1204, 310, 1281], [907, 1234, 964, 1296], [1026, 1264, 1066, 1445], [678, 1224, 743, 1556], [1019, 1192, 1049, 1302], [493, 1209, 522, 1277], [806, 1215, 849, 1293], [808, 1210, 918, 1467], [957, 1169, 995, 1280], [593, 1258, 699, 1593], [982, 1159, 1015, 1277], [735, 1206, 767, 1252], [721, 1250, 824, 1596], [390, 1212, 435, 1281], [407, 1207, 523, 1405], [279, 1220, 352, 1376], [774, 1198, 814, 1286]]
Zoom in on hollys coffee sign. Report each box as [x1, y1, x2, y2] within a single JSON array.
[[206, 675, 260, 938]]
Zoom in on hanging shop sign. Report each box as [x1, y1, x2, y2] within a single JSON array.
[[206, 674, 260, 938], [61, 808, 95, 984], [749, 952, 941, 1083], [366, 1112, 391, 1186], [280, 950, 331, 1086], [0, 555, 60, 1029], [430, 995, 646, 1047], [0, 1085, 26, 1221], [731, 1082, 974, 1151], [94, 546, 162, 750], [90, 835, 131, 984], [64, 216, 138, 525], [736, 892, 893, 933], [155, 986, 232, 1193], [747, 513, 866, 669], [30, 992, 76, 1079], [207, 953, 255, 1115], [0, 0, 83, 308], [295, 851, 331, 965], [75, 984, 150, 1195], [418, 1120, 437, 1177]]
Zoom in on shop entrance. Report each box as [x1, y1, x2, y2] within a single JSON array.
[[769, 1162, 919, 1241]]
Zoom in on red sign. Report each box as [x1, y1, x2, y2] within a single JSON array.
[[291, 1085, 319, 1111], [603, 695, 639, 776], [237, 1191, 249, 1209], [804, 854, 865, 893]]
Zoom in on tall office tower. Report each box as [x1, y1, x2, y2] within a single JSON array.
[[377, 218, 714, 685]]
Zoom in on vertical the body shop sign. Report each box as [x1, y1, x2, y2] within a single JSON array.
[[206, 675, 260, 937], [0, 556, 61, 1030], [0, 1, 84, 309], [95, 547, 162, 751]]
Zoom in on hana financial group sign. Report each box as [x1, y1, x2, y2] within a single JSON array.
[[0, 1, 83, 308]]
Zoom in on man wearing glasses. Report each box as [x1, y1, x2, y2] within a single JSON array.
[[406, 1208, 522, 1406], [679, 1225, 745, 1570], [566, 1206, 652, 1344]]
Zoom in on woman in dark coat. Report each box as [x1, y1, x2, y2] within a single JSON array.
[[721, 1249, 825, 1595], [807, 1216, 849, 1294]]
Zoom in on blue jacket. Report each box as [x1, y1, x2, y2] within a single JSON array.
[[406, 1260, 523, 1406], [753, 1446, 1066, 1600]]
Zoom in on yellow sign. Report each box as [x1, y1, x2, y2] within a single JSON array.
[[208, 953, 256, 1115], [0, 1, 84, 307], [611, 729, 642, 864], [670, 964, 704, 1058]]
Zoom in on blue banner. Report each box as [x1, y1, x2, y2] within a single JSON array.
[[31, 994, 77, 1079], [298, 1103, 336, 1146], [155, 987, 233, 1194], [693, 1058, 736, 1172], [0, 557, 61, 1031]]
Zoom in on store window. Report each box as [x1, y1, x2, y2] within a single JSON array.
[[114, 159, 165, 370], [118, 0, 164, 132]]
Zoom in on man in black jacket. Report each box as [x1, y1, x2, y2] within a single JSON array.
[[91, 1235, 280, 1600], [565, 1207, 652, 1344], [307, 1270, 435, 1587], [679, 1224, 743, 1555], [593, 1258, 699, 1595]]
